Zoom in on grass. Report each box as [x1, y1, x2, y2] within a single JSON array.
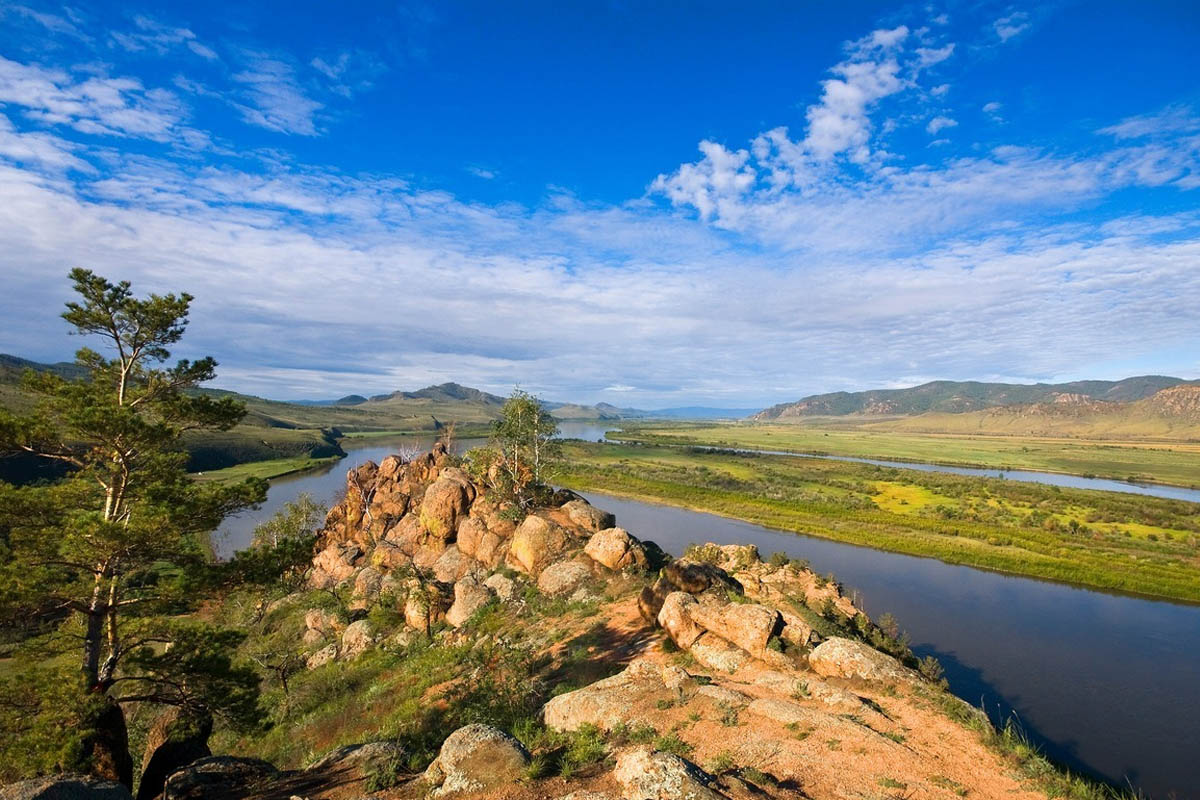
[[556, 442, 1200, 603], [192, 454, 344, 483], [609, 422, 1200, 488]]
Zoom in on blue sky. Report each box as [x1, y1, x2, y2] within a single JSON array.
[[0, 1, 1197, 406]]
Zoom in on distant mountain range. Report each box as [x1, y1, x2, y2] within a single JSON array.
[[753, 376, 1194, 420]]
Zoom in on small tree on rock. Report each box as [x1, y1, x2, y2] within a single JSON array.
[[466, 389, 560, 510]]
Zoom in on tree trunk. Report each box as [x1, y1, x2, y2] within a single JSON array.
[[84, 698, 134, 790]]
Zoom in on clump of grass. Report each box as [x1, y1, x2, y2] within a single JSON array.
[[706, 750, 736, 773], [653, 732, 693, 756]]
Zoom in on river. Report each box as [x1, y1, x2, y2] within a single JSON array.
[[213, 426, 1200, 797]]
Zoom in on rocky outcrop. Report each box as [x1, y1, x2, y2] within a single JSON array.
[[543, 661, 671, 733], [808, 636, 917, 683], [0, 776, 132, 800], [507, 515, 573, 576], [584, 527, 647, 571], [423, 724, 530, 797], [611, 748, 727, 800], [306, 740, 406, 774]]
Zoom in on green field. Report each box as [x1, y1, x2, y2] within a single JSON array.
[[608, 422, 1200, 488], [557, 442, 1200, 603], [192, 454, 344, 483]]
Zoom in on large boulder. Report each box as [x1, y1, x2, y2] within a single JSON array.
[[543, 661, 669, 733], [808, 637, 916, 683], [0, 776, 132, 800], [419, 474, 474, 541], [340, 619, 376, 659], [584, 528, 646, 571], [687, 596, 781, 658], [657, 592, 704, 650], [688, 633, 750, 674], [506, 516, 571, 576], [136, 708, 211, 800], [662, 561, 741, 595], [302, 608, 342, 646], [445, 575, 493, 628], [561, 499, 616, 533], [537, 558, 592, 596], [311, 543, 360, 589], [611, 747, 728, 800], [423, 724, 529, 796], [161, 757, 277, 800]]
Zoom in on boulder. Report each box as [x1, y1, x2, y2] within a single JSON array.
[[688, 633, 749, 674], [445, 576, 494, 628], [136, 708, 211, 800], [455, 517, 488, 559], [340, 619, 376, 659], [543, 661, 668, 732], [423, 724, 529, 796], [656, 592, 704, 649], [306, 643, 338, 669], [302, 608, 342, 646], [687, 596, 781, 659], [506, 516, 571, 576], [611, 747, 728, 800], [745, 697, 823, 727], [483, 572, 517, 601], [311, 543, 359, 588], [350, 566, 384, 608], [662, 561, 741, 595], [561, 499, 616, 533], [162, 757, 277, 800], [0, 776, 132, 800], [808, 637, 916, 683], [433, 546, 480, 584], [584, 527, 646, 571], [419, 473, 474, 540], [537, 559, 592, 596]]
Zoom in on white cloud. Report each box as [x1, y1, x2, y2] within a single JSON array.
[[231, 54, 323, 135], [994, 12, 1030, 43], [0, 56, 188, 142], [927, 115, 957, 134], [468, 166, 497, 179], [1100, 106, 1200, 139]]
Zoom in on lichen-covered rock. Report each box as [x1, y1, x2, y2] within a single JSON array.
[[432, 546, 480, 584], [537, 558, 592, 596], [162, 757, 277, 800], [423, 724, 529, 796], [662, 561, 742, 595], [507, 515, 571, 576], [0, 775, 133, 800], [611, 747, 728, 800], [445, 575, 493, 628], [689, 632, 749, 674], [340, 619, 376, 659], [306, 643, 337, 669], [310, 543, 360, 588], [350, 565, 383, 608], [688, 595, 781, 659], [584, 527, 646, 571], [808, 637, 916, 683], [455, 517, 488, 559], [657, 592, 705, 649], [561, 499, 616, 533], [483, 572, 517, 601], [543, 661, 668, 732], [302, 608, 342, 645], [419, 474, 474, 540]]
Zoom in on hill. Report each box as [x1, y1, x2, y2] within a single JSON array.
[[876, 385, 1200, 439], [754, 376, 1191, 420]]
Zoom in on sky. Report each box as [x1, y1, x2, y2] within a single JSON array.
[[0, 1, 1198, 408]]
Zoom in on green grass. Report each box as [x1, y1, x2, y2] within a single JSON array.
[[609, 422, 1200, 488], [192, 455, 344, 483], [557, 443, 1200, 603]]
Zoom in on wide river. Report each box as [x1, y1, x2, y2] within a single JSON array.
[[214, 425, 1200, 798]]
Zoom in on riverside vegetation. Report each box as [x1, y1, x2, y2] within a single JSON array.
[[555, 442, 1200, 603]]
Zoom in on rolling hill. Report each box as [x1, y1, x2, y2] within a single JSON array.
[[753, 376, 1192, 420]]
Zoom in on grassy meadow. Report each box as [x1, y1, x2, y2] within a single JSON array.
[[608, 422, 1200, 488], [556, 442, 1200, 603]]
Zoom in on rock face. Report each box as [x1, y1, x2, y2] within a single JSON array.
[[543, 661, 671, 733], [423, 724, 530, 796], [584, 527, 646, 571], [161, 757, 277, 800], [306, 740, 406, 774], [136, 708, 211, 800], [611, 747, 728, 800], [0, 776, 132, 800], [808, 637, 916, 683]]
